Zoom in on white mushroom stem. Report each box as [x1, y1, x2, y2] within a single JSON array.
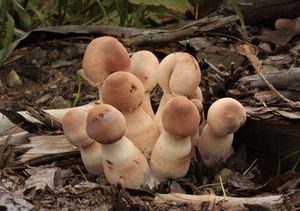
[[142, 91, 154, 118], [198, 125, 234, 167], [80, 141, 103, 175], [123, 108, 159, 160], [150, 96, 199, 182], [150, 132, 192, 182], [86, 103, 151, 188], [197, 98, 246, 167], [101, 136, 151, 188]]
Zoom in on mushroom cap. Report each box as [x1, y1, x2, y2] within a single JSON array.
[[156, 52, 185, 92], [86, 104, 126, 144], [101, 71, 145, 111], [156, 52, 201, 95], [62, 108, 93, 147], [207, 98, 246, 136], [169, 56, 201, 96], [275, 18, 300, 34], [130, 50, 159, 92], [162, 96, 200, 137], [82, 36, 130, 84]]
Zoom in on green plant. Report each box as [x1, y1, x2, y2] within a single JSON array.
[[278, 150, 300, 174], [228, 0, 245, 29], [0, 0, 14, 66], [0, 0, 195, 66]]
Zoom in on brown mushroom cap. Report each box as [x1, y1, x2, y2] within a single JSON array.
[[207, 98, 246, 136], [86, 104, 126, 144], [156, 52, 201, 95], [156, 52, 186, 92], [62, 108, 93, 147], [162, 96, 200, 137], [101, 72, 145, 111], [82, 36, 130, 84], [130, 50, 159, 92], [169, 55, 201, 96], [275, 18, 300, 34]]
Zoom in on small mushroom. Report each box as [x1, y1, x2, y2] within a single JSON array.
[[275, 18, 300, 35], [130, 50, 159, 118], [154, 52, 202, 134], [197, 98, 246, 167], [101, 71, 159, 160], [62, 108, 103, 175], [150, 96, 200, 182], [86, 104, 150, 188], [82, 36, 130, 90]]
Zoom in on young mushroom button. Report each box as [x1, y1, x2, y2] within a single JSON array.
[[101, 71, 159, 160], [154, 52, 202, 134], [130, 50, 159, 118], [86, 104, 151, 188], [150, 96, 200, 182], [82, 36, 130, 91], [62, 108, 103, 175], [197, 98, 246, 167]]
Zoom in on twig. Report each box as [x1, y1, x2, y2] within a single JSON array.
[[236, 44, 300, 108]]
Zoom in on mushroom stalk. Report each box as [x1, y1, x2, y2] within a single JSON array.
[[101, 71, 159, 160], [197, 97, 246, 167], [150, 132, 192, 182], [86, 103, 151, 188], [123, 108, 159, 160], [198, 125, 234, 166], [150, 96, 200, 182], [101, 136, 151, 188]]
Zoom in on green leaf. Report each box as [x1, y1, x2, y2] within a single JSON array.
[[128, 0, 193, 14], [13, 0, 32, 29], [0, 12, 15, 66], [228, 0, 245, 29], [115, 0, 128, 26]]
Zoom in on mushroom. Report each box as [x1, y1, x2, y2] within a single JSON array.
[[62, 108, 103, 175], [150, 96, 200, 182], [101, 71, 159, 160], [130, 50, 159, 118], [82, 36, 130, 91], [190, 98, 206, 146], [275, 18, 300, 35], [197, 98, 246, 167], [86, 103, 150, 188], [154, 52, 202, 134]]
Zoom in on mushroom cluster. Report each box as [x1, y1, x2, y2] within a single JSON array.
[[62, 36, 247, 188]]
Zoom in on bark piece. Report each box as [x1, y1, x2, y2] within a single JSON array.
[[154, 193, 284, 210]]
